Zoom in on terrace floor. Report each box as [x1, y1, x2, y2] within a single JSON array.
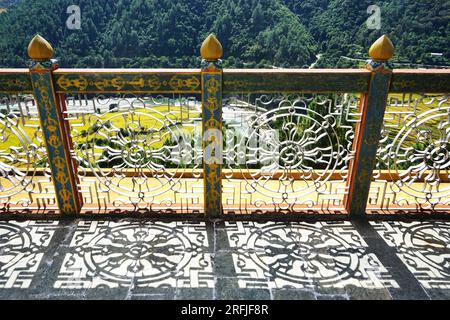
[[0, 218, 449, 300]]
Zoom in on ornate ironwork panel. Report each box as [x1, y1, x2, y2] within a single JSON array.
[[369, 93, 450, 213], [222, 93, 362, 214], [63, 93, 203, 213], [0, 93, 56, 212]]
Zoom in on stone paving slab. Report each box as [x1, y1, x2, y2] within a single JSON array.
[[0, 219, 449, 300]]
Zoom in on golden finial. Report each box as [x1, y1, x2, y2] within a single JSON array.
[[200, 34, 223, 60], [369, 35, 394, 62], [27, 35, 54, 61]]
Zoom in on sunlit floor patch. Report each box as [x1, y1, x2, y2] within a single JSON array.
[[54, 221, 214, 289], [1, 219, 449, 299], [225, 221, 399, 290], [0, 221, 58, 289], [371, 221, 450, 290]]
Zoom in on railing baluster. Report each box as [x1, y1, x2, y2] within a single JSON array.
[[201, 34, 223, 218], [27, 35, 82, 214], [346, 35, 394, 217]]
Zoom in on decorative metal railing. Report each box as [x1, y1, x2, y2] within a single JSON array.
[[63, 92, 203, 213], [0, 34, 448, 217], [0, 93, 56, 211], [222, 92, 361, 214], [369, 93, 450, 213]]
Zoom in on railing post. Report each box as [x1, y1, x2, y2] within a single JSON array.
[[346, 35, 394, 217], [27, 35, 82, 214], [200, 34, 223, 218]]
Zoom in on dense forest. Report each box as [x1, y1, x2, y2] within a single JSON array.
[[0, 0, 448, 68]]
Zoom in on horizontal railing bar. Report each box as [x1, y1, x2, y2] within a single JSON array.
[[0, 69, 33, 93], [390, 69, 450, 93], [54, 68, 201, 74], [1, 68, 449, 94], [0, 68, 30, 72], [223, 69, 371, 93], [2, 205, 448, 216], [366, 208, 450, 217], [223, 205, 347, 212], [53, 69, 202, 94], [367, 204, 450, 210]]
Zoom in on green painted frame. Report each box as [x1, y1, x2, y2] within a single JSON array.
[[346, 63, 393, 217], [201, 61, 223, 218], [2, 69, 449, 94], [28, 61, 82, 214]]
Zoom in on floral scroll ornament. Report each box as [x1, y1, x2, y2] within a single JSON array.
[[169, 76, 200, 91], [56, 75, 88, 91], [240, 100, 344, 205]]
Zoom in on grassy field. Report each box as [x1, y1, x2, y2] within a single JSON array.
[[72, 105, 201, 166]]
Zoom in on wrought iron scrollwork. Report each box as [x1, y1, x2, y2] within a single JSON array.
[[0, 94, 55, 210], [223, 93, 361, 213], [370, 93, 450, 212], [64, 93, 203, 212]]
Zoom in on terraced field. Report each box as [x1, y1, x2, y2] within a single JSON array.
[[0, 101, 201, 168]]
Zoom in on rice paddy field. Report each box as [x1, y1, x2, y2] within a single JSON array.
[[68, 104, 201, 164], [382, 93, 448, 147], [0, 100, 201, 169]]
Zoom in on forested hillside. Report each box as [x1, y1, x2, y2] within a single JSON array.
[[284, 0, 450, 67], [0, 0, 448, 68]]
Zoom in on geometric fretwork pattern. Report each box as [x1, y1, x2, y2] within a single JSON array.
[[369, 94, 450, 213], [0, 94, 56, 211], [222, 93, 361, 214], [54, 221, 214, 289], [64, 94, 203, 213], [372, 221, 450, 289], [225, 221, 399, 289], [0, 220, 58, 288]]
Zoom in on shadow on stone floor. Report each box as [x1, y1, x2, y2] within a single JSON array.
[[0, 219, 449, 300]]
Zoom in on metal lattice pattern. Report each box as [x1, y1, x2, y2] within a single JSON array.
[[222, 93, 361, 213], [64, 94, 203, 213], [369, 93, 450, 212], [0, 94, 55, 211]]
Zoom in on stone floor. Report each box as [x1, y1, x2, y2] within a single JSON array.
[[0, 218, 449, 300]]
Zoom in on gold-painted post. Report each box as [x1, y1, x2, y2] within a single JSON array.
[[346, 35, 394, 217], [201, 34, 223, 218], [27, 35, 82, 214]]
